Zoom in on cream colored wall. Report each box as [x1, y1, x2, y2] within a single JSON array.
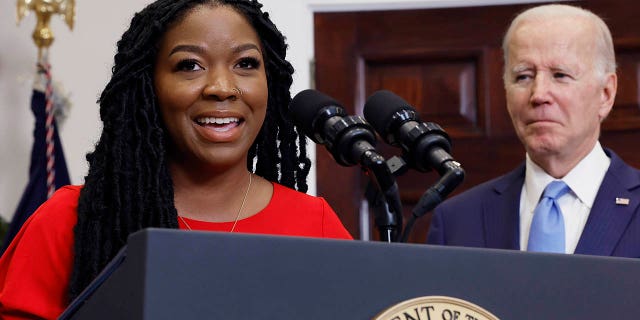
[[0, 0, 550, 221]]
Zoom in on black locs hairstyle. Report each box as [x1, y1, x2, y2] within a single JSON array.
[[69, 0, 311, 299]]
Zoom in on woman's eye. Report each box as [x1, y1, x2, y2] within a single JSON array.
[[175, 59, 203, 72], [236, 57, 261, 70]]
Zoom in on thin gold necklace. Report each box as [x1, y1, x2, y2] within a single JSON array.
[[179, 173, 252, 233]]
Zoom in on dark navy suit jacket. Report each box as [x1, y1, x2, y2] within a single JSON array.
[[427, 149, 640, 258]]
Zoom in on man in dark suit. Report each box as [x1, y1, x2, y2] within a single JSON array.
[[427, 4, 640, 257]]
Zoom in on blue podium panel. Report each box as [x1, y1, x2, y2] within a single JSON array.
[[66, 229, 640, 319]]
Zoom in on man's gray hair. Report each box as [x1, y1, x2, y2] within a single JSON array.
[[502, 4, 616, 81]]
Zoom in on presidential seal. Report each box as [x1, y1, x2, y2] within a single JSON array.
[[373, 296, 499, 320]]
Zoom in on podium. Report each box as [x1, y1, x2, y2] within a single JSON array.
[[63, 228, 640, 319]]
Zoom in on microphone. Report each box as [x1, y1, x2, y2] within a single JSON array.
[[364, 90, 465, 234], [289, 89, 403, 242], [364, 90, 454, 175], [289, 89, 379, 168]]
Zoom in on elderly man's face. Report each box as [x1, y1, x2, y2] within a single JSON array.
[[504, 16, 616, 171]]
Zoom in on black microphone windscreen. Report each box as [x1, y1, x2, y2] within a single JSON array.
[[363, 90, 415, 136], [289, 89, 343, 135]]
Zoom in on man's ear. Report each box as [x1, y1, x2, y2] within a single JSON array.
[[598, 72, 617, 121]]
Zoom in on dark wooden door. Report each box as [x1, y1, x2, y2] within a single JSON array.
[[313, 1, 640, 243]]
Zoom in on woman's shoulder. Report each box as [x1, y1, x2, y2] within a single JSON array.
[[0, 185, 81, 318], [271, 183, 325, 205], [25, 185, 82, 231], [269, 183, 352, 239], [269, 183, 334, 217], [2, 184, 81, 263], [46, 184, 82, 204]]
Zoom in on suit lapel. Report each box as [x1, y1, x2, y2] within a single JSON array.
[[483, 165, 524, 250], [575, 151, 640, 255]]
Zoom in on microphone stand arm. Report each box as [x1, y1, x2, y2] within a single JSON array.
[[400, 159, 465, 242], [358, 144, 404, 242], [412, 160, 465, 216]]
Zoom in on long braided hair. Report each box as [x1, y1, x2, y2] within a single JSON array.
[[70, 0, 310, 299]]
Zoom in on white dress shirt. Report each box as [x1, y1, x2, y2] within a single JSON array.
[[519, 142, 611, 254]]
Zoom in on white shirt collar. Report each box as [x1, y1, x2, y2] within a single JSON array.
[[524, 142, 610, 209]]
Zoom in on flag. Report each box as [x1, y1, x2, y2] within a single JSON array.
[[0, 63, 71, 254]]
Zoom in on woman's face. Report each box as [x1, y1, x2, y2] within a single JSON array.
[[154, 5, 268, 172]]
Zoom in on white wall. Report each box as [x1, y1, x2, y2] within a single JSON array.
[[0, 0, 548, 221]]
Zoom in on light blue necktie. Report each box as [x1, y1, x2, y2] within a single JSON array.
[[527, 180, 570, 253]]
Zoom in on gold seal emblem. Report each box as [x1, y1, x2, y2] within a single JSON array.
[[373, 296, 499, 320]]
